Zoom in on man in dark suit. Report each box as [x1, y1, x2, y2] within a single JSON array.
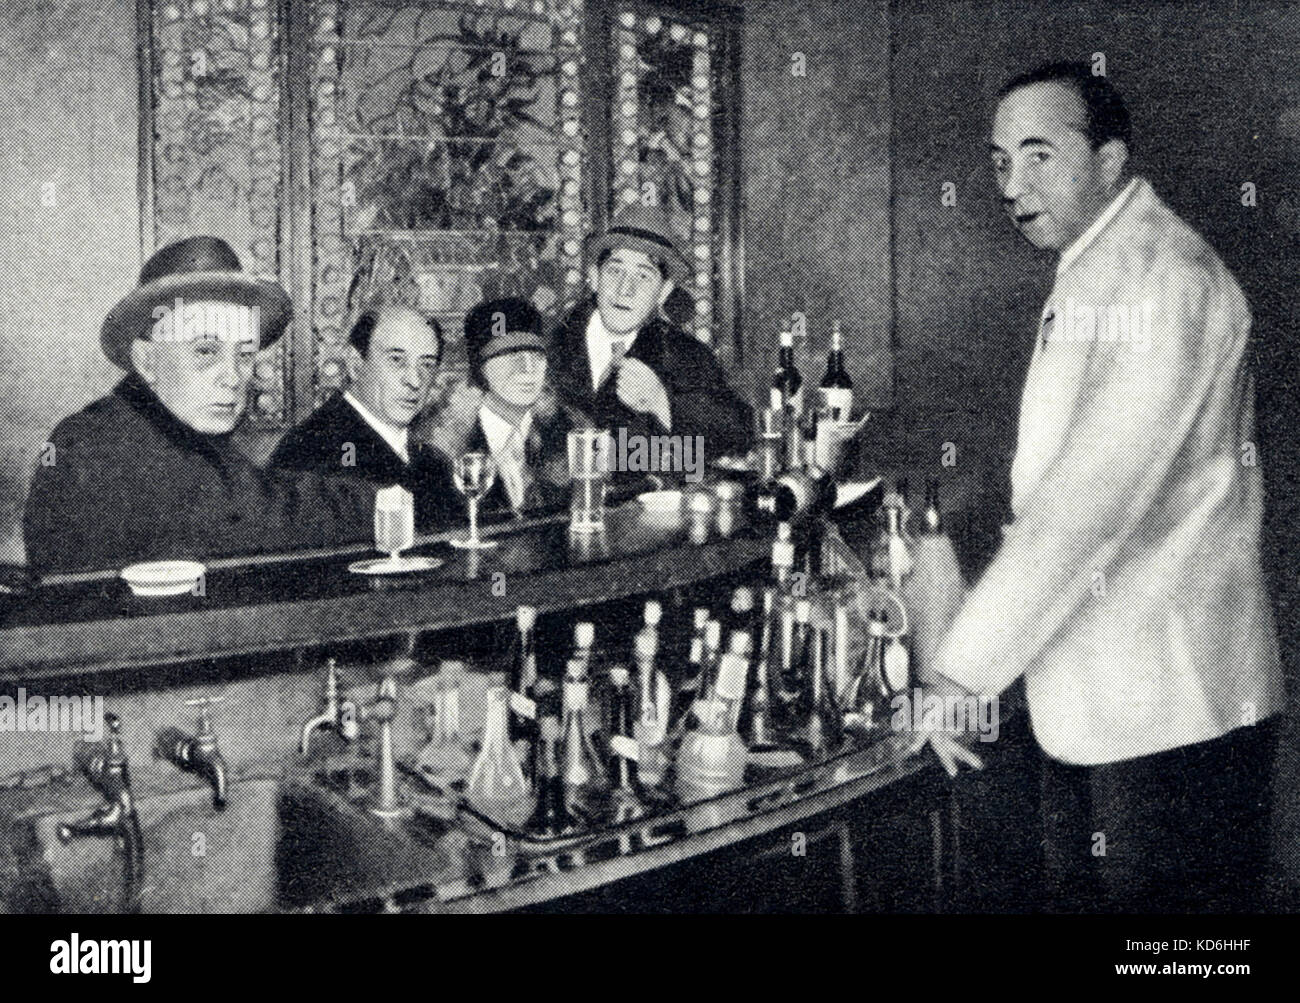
[[269, 305, 460, 532], [549, 204, 753, 467], [23, 236, 377, 573]]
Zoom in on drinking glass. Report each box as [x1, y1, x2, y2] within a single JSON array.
[[566, 429, 612, 534], [374, 486, 415, 565], [450, 452, 498, 549]]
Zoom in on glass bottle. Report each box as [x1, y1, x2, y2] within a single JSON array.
[[741, 587, 781, 749], [871, 487, 915, 590], [560, 657, 607, 821], [526, 716, 574, 837], [844, 615, 891, 735], [608, 666, 648, 821], [905, 479, 966, 686], [818, 321, 854, 422], [802, 624, 841, 758], [572, 621, 596, 677], [467, 686, 532, 827], [698, 619, 724, 703], [778, 598, 813, 719], [633, 628, 670, 786], [506, 605, 538, 745]]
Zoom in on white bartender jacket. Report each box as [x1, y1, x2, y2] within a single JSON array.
[[935, 177, 1284, 765]]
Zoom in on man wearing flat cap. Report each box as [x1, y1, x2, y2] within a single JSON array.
[[23, 236, 377, 573], [433, 297, 586, 514], [268, 304, 461, 532], [549, 204, 753, 465]]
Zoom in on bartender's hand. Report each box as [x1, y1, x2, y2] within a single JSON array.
[[615, 357, 672, 430], [913, 673, 985, 777]]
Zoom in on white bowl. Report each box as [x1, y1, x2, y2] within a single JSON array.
[[637, 489, 684, 514], [120, 560, 206, 597]]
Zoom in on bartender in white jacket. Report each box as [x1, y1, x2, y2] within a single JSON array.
[[924, 63, 1284, 912]]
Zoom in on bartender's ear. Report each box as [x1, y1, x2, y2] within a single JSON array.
[[129, 338, 158, 386], [1097, 138, 1128, 189]]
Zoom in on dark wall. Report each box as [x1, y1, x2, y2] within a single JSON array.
[[741, 0, 893, 409]]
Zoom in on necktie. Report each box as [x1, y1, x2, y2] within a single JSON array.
[[601, 337, 628, 387]]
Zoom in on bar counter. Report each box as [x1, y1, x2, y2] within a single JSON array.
[[0, 498, 1011, 914], [0, 503, 766, 680]]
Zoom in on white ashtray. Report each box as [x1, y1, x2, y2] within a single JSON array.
[[637, 490, 684, 514], [120, 560, 206, 597]]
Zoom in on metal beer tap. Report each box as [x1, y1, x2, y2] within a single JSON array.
[[154, 695, 228, 810], [57, 712, 146, 913], [300, 658, 359, 756]]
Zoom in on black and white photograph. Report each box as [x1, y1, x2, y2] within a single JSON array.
[[0, 0, 1295, 983]]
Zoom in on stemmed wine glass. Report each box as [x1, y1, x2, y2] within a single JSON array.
[[450, 451, 498, 549]]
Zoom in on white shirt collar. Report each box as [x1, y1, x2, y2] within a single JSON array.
[[478, 404, 532, 508], [343, 391, 410, 463], [478, 404, 532, 456], [585, 309, 637, 389], [1056, 177, 1141, 278]]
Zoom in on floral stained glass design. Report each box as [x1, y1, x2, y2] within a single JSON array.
[[309, 0, 587, 410]]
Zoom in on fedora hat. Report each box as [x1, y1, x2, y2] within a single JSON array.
[[101, 236, 294, 370], [586, 203, 692, 285]]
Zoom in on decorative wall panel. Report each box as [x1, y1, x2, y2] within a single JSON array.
[[145, 0, 288, 425], [307, 0, 587, 411]]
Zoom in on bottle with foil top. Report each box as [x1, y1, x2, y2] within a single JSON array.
[[506, 605, 538, 745], [608, 666, 648, 821], [467, 686, 532, 827], [526, 716, 574, 837], [871, 486, 916, 589], [676, 644, 750, 803], [770, 328, 804, 417], [633, 623, 670, 787], [560, 658, 607, 820], [817, 321, 854, 422]]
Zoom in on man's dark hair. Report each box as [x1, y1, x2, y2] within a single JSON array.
[[997, 61, 1132, 152], [595, 247, 670, 281], [347, 307, 443, 362]]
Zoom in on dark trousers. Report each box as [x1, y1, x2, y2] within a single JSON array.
[[1040, 720, 1277, 913]]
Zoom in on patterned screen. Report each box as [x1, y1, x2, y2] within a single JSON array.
[[307, 0, 588, 410], [145, 0, 288, 426], [610, 6, 721, 350]]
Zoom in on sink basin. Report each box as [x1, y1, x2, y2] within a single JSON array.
[[4, 776, 282, 914], [276, 767, 458, 911]]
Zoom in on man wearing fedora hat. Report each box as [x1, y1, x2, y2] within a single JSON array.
[[268, 304, 461, 532], [549, 204, 753, 467], [23, 236, 377, 573]]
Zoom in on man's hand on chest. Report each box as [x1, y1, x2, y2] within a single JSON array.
[[614, 356, 672, 430]]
